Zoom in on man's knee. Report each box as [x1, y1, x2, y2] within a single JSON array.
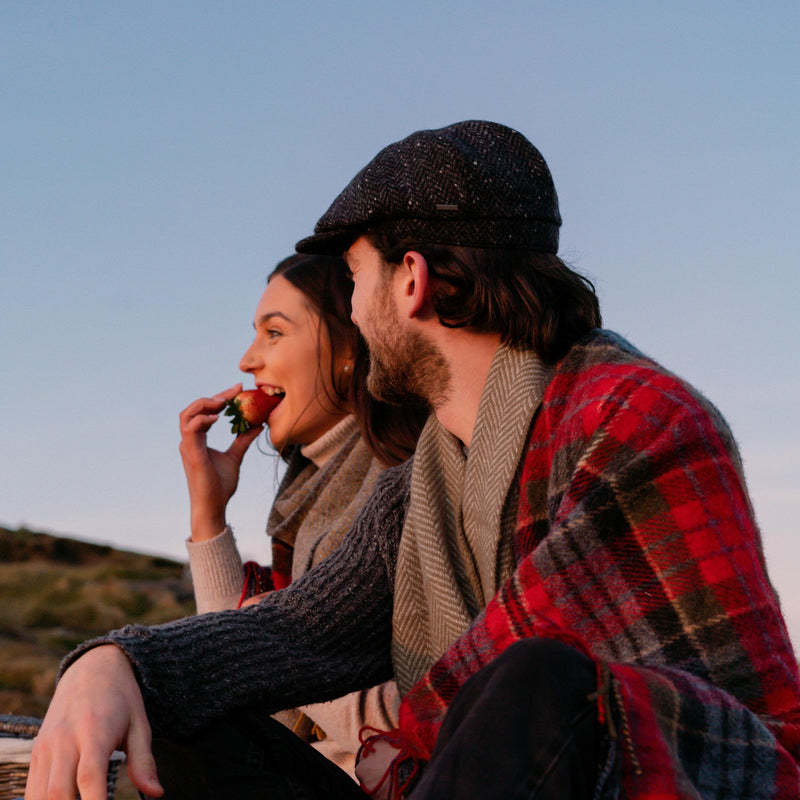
[[435, 636, 599, 748], [418, 638, 609, 799], [472, 637, 597, 712]]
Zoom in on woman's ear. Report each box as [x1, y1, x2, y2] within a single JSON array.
[[334, 345, 356, 393], [399, 250, 430, 319]]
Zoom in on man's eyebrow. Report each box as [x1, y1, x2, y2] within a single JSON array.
[[253, 311, 292, 329]]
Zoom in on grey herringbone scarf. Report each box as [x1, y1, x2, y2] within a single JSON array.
[[392, 344, 554, 695]]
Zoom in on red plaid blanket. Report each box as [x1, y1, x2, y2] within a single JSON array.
[[398, 331, 800, 798]]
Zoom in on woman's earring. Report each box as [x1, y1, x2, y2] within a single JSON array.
[[343, 363, 352, 373]]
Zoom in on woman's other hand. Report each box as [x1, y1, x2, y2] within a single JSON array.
[[240, 590, 273, 607], [179, 384, 264, 542]]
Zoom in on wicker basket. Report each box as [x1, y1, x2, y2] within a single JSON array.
[[0, 714, 123, 800]]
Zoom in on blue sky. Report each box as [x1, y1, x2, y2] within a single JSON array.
[[2, 2, 798, 644]]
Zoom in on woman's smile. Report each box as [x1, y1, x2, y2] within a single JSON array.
[[239, 275, 349, 450]]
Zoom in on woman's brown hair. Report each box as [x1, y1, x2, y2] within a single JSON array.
[[270, 253, 427, 465]]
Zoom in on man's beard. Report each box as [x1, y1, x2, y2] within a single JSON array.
[[363, 282, 450, 407]]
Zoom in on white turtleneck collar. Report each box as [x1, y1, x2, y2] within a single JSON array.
[[300, 414, 359, 468]]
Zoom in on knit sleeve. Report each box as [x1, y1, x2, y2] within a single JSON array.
[[59, 459, 413, 740], [185, 526, 244, 613]]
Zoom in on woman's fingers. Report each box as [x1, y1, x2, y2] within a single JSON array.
[[240, 589, 273, 607], [179, 385, 243, 431], [180, 386, 247, 460], [181, 411, 221, 437]]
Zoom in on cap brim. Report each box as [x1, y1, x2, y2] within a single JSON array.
[[295, 228, 356, 256]]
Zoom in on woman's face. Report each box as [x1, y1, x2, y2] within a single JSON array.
[[239, 275, 350, 450]]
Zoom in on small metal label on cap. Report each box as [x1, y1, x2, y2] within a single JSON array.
[[435, 204, 459, 212]]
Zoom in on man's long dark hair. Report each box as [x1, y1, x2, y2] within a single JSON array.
[[366, 231, 602, 364], [271, 253, 427, 465]]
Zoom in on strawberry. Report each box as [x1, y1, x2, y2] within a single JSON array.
[[224, 389, 282, 434]]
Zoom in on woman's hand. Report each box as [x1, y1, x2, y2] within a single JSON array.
[[240, 590, 273, 607], [179, 384, 264, 542], [26, 645, 163, 800]]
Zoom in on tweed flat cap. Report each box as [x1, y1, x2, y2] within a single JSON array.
[[296, 120, 561, 255]]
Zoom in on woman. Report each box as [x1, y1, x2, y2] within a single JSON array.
[[178, 253, 427, 779]]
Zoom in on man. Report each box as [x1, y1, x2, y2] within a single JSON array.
[[27, 122, 800, 800]]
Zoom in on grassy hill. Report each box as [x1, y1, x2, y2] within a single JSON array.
[[0, 524, 195, 718]]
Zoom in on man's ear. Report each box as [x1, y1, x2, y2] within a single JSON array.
[[398, 250, 430, 319]]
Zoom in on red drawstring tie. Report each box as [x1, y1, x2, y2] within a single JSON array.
[[236, 561, 274, 609], [357, 726, 427, 799]]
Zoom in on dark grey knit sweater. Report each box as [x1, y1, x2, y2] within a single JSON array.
[[60, 460, 413, 740]]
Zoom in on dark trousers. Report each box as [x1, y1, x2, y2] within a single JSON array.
[[149, 711, 363, 800], [148, 639, 615, 799], [410, 638, 616, 799]]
